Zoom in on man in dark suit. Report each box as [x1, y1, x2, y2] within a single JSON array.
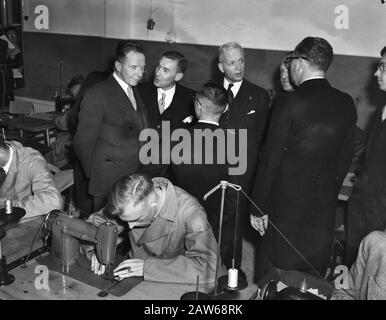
[[169, 82, 238, 269], [251, 37, 357, 279], [138, 51, 195, 131], [74, 40, 148, 211], [345, 46, 386, 267], [217, 42, 270, 275], [69, 70, 110, 216]]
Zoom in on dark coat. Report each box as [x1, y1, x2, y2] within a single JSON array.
[[138, 82, 195, 130], [219, 79, 270, 192], [169, 122, 229, 224], [253, 79, 357, 271], [74, 74, 148, 197], [167, 121, 238, 268], [346, 106, 386, 264]]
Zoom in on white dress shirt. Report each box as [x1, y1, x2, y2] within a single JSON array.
[[223, 78, 243, 98], [157, 85, 176, 113], [113, 72, 137, 110]]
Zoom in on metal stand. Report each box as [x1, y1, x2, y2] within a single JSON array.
[[0, 227, 14, 286], [180, 180, 245, 300]]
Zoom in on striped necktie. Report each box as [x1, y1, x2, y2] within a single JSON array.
[[127, 86, 137, 111], [158, 92, 166, 114]]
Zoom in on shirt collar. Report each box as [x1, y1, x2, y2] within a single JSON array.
[[113, 71, 130, 94], [3, 145, 13, 174], [198, 120, 219, 126], [223, 78, 243, 96], [157, 84, 176, 96], [300, 76, 325, 85]]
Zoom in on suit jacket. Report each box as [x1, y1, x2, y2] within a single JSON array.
[[74, 74, 148, 197], [168, 122, 230, 228], [68, 71, 110, 134], [362, 106, 386, 188], [138, 82, 195, 130], [219, 79, 270, 192], [253, 78, 357, 271], [0, 141, 62, 219]]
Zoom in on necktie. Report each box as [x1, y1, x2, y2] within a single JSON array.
[[127, 86, 137, 111], [158, 92, 166, 114], [0, 168, 6, 187], [227, 83, 234, 106]]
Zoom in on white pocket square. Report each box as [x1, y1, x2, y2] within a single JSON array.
[[247, 110, 256, 115]]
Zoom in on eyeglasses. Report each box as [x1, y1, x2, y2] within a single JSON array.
[[377, 63, 386, 73]]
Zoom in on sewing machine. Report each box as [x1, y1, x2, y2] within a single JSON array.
[[43, 212, 118, 279], [35, 211, 145, 297]]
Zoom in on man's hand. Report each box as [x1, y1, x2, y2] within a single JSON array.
[[90, 253, 106, 276], [113, 259, 144, 279], [250, 214, 268, 236]]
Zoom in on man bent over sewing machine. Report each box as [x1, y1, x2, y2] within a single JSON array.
[[85, 173, 218, 284]]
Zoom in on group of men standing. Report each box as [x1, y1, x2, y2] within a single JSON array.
[[72, 36, 385, 285]]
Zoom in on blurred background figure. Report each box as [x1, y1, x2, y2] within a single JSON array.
[[280, 52, 295, 92], [45, 75, 84, 169]]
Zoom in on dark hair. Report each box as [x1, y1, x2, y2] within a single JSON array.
[[114, 40, 145, 62], [162, 50, 188, 73], [197, 82, 228, 115], [294, 37, 333, 72], [381, 46, 386, 57], [105, 173, 154, 216]]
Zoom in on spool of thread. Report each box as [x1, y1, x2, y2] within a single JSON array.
[[5, 199, 12, 214], [227, 268, 238, 288]]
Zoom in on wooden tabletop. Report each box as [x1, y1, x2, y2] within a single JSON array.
[[0, 217, 258, 300], [1, 116, 55, 132]]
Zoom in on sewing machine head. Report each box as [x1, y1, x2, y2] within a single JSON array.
[[45, 212, 118, 278]]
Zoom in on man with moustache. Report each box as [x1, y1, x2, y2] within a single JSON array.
[[74, 40, 148, 211], [217, 42, 270, 278], [345, 46, 386, 266], [139, 50, 195, 131]]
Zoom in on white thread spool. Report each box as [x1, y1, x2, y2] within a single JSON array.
[[227, 268, 238, 288], [5, 199, 12, 214]]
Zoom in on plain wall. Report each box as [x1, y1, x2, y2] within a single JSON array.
[[17, 32, 384, 131]]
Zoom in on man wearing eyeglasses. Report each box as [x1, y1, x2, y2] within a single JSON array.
[[251, 37, 357, 279], [345, 46, 386, 267], [74, 40, 148, 212]]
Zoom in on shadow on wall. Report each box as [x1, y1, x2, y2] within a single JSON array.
[[17, 32, 384, 131]]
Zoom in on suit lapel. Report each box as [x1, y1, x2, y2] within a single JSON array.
[[110, 76, 147, 130], [366, 107, 383, 158], [134, 86, 149, 129]]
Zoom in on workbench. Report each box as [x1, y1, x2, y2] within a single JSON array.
[[0, 217, 258, 300]]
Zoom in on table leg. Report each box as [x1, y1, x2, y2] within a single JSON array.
[[45, 129, 50, 146]]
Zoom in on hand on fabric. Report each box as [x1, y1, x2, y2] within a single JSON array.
[[113, 259, 144, 279], [250, 214, 268, 236], [90, 253, 106, 275]]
